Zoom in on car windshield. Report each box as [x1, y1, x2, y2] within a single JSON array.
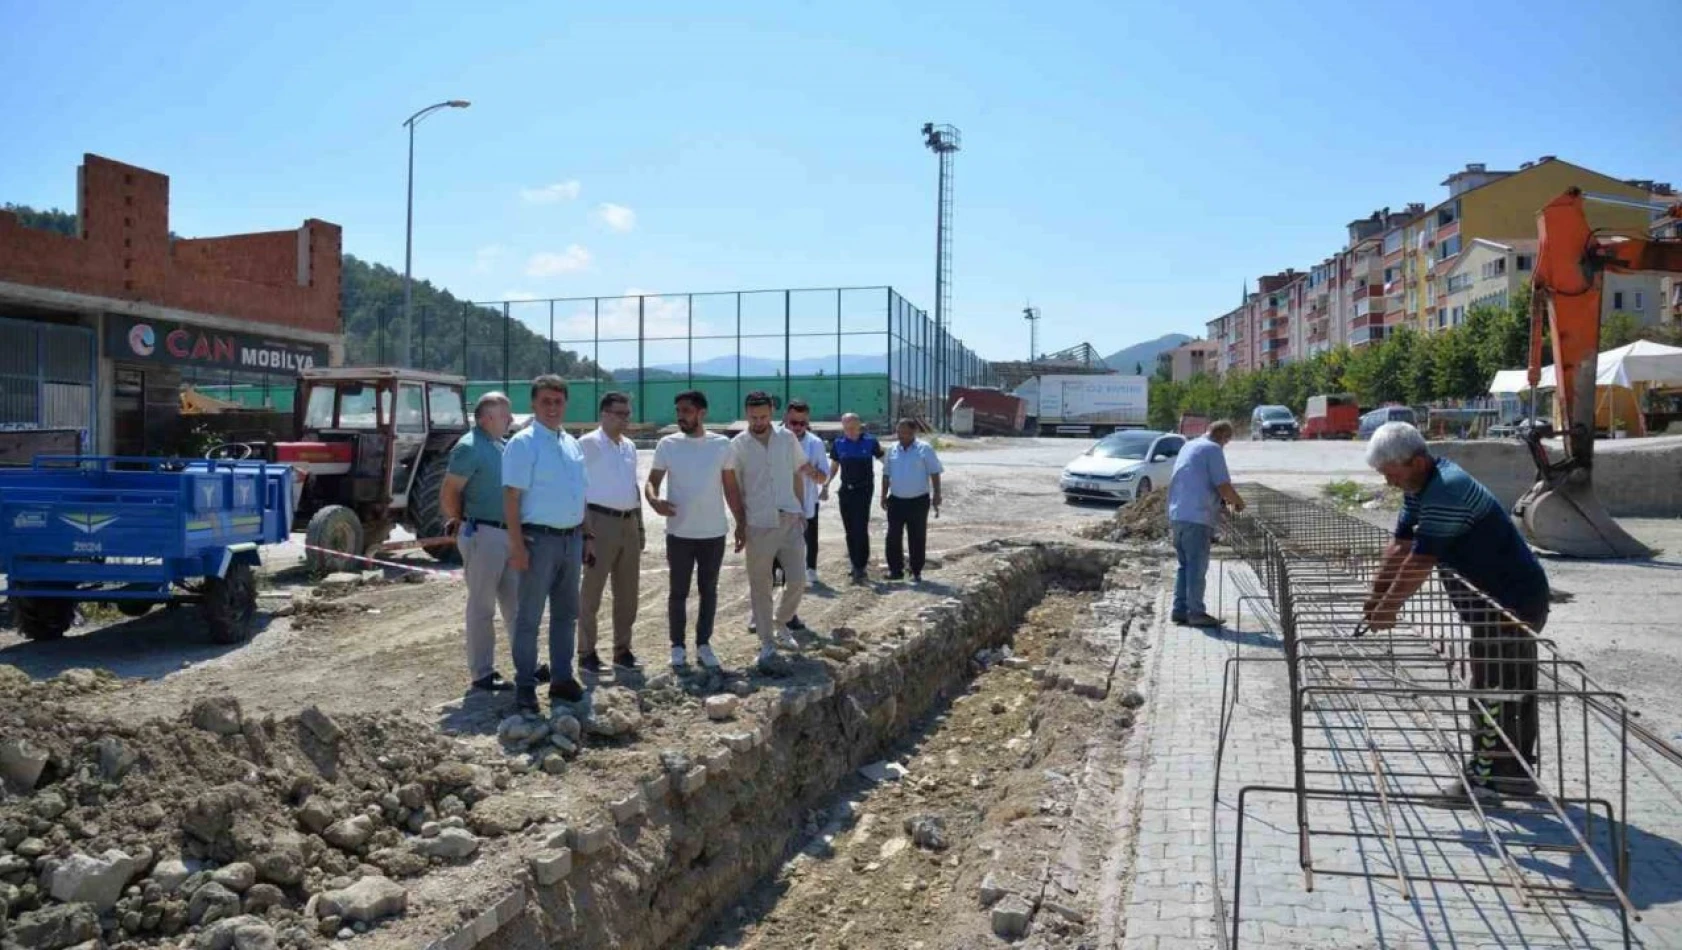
[[1259, 406, 1292, 420], [1090, 432, 1160, 460]]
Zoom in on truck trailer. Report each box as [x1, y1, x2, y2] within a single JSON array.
[[1016, 374, 1149, 437]]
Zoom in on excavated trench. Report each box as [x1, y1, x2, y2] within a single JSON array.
[[444, 542, 1138, 950]]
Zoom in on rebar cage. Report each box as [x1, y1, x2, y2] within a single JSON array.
[[1208, 485, 1682, 949]]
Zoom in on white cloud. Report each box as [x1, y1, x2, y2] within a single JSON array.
[[520, 180, 582, 204], [525, 245, 593, 277], [594, 202, 637, 233], [472, 244, 504, 274]]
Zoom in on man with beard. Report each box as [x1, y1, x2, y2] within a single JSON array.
[[646, 390, 733, 670]]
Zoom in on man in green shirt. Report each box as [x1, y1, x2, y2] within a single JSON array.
[[441, 392, 546, 691]]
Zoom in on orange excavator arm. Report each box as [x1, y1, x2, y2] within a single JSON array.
[[1516, 188, 1682, 558]]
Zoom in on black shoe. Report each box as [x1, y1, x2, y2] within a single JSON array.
[[534, 663, 552, 684], [613, 650, 642, 671], [579, 652, 605, 675], [886, 572, 905, 582], [1170, 613, 1188, 625], [515, 686, 540, 714], [851, 569, 867, 584], [911, 574, 922, 585], [471, 671, 514, 692], [748, 619, 757, 634], [786, 616, 807, 632], [549, 678, 585, 704], [1186, 612, 1225, 628]]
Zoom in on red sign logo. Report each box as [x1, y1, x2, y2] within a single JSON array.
[[165, 328, 236, 364]]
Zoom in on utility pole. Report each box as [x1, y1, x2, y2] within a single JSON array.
[[922, 122, 960, 428], [1023, 305, 1040, 364], [402, 99, 470, 369]]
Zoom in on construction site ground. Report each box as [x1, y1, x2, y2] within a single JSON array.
[[3, 437, 1681, 950]]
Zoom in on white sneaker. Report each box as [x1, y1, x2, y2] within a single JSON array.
[[773, 628, 803, 651], [805, 568, 819, 585], [697, 644, 722, 669], [670, 646, 687, 668]]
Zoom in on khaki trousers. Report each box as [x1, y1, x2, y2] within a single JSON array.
[[579, 508, 643, 657], [745, 512, 807, 649]]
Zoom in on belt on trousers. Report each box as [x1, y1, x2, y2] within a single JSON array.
[[587, 503, 640, 519], [467, 517, 506, 529], [520, 522, 579, 537]]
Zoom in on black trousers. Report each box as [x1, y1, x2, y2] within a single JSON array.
[[838, 486, 873, 572], [1444, 574, 1547, 783], [773, 506, 819, 577], [667, 536, 726, 646], [885, 494, 931, 577]]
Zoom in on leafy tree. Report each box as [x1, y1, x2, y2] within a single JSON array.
[[1600, 311, 1641, 350]]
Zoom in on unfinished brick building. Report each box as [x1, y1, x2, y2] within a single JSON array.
[[0, 153, 342, 456]]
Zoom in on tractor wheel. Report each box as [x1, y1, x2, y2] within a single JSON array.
[[116, 601, 154, 618], [202, 561, 257, 645], [15, 597, 75, 641], [408, 454, 460, 564], [305, 505, 365, 575]]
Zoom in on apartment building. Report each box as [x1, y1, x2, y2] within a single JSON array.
[[1157, 338, 1216, 382], [1654, 213, 1682, 326]]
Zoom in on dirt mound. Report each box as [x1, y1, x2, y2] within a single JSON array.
[[0, 666, 504, 949], [1078, 489, 1168, 542]]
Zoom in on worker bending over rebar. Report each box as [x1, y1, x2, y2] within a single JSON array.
[[1361, 422, 1552, 805]]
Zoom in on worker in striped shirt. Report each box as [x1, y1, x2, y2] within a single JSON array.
[[1361, 422, 1550, 806]]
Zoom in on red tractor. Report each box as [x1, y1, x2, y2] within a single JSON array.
[[208, 368, 469, 573]]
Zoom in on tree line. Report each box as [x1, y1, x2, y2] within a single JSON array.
[[1148, 283, 1682, 430]]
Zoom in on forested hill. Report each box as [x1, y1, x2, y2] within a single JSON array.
[[2, 203, 604, 380]]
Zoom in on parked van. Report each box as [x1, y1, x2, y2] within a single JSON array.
[[1357, 405, 1418, 440]]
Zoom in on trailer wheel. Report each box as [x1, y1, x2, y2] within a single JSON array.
[[408, 454, 459, 564], [305, 505, 364, 575], [203, 561, 257, 644], [15, 597, 74, 641]]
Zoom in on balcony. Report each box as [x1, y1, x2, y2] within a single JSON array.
[[1351, 324, 1387, 346], [1262, 337, 1287, 353], [1352, 313, 1378, 329]]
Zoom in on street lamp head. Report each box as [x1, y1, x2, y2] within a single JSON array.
[[447, 100, 471, 108]]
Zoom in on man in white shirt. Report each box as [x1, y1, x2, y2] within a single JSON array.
[[769, 399, 830, 631], [724, 390, 825, 674], [646, 390, 733, 670], [881, 417, 944, 584], [577, 391, 643, 674]]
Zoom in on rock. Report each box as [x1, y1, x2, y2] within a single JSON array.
[[728, 680, 754, 697], [182, 787, 242, 844], [33, 790, 69, 819], [243, 882, 286, 914], [54, 668, 98, 691], [528, 849, 572, 886], [94, 736, 139, 781], [320, 572, 363, 587], [197, 915, 277, 950], [188, 881, 244, 925], [368, 847, 428, 878], [1002, 656, 1031, 670], [430, 761, 477, 788], [5, 903, 101, 950], [1119, 689, 1146, 709], [44, 848, 138, 910], [417, 827, 479, 860], [704, 695, 739, 721], [322, 814, 375, 850], [659, 750, 692, 775], [978, 871, 1017, 907], [419, 822, 441, 839], [540, 752, 567, 775], [548, 734, 577, 755], [15, 836, 47, 858], [467, 795, 546, 837], [395, 783, 426, 810], [133, 801, 167, 829], [295, 796, 336, 834], [584, 686, 642, 738], [0, 738, 51, 793], [904, 815, 949, 851], [315, 875, 407, 923], [211, 862, 257, 893], [298, 705, 342, 744], [150, 857, 194, 892], [991, 895, 1034, 939], [191, 696, 245, 735], [569, 825, 613, 856], [859, 761, 908, 783], [497, 714, 543, 745], [551, 715, 582, 743]]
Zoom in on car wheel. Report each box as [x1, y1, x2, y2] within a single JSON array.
[[1136, 477, 1152, 497]]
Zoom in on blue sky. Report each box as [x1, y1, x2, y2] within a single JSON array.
[[4, 0, 1679, 362]]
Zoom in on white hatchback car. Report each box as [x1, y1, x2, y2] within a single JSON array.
[[1060, 429, 1185, 504]]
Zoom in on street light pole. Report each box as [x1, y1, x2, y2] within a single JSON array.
[[402, 99, 470, 369]]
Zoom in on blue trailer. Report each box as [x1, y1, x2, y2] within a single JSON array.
[[0, 456, 294, 643]]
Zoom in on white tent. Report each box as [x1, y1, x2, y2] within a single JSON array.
[[1487, 340, 1682, 394]]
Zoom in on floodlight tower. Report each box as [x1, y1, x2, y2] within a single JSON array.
[[1023, 305, 1041, 363], [922, 122, 960, 428]]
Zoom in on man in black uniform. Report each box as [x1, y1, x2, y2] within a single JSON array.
[[825, 412, 884, 583]]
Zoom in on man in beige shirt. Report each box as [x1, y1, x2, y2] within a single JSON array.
[[724, 390, 824, 674]]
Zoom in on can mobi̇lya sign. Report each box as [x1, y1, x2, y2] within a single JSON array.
[[107, 316, 329, 372]]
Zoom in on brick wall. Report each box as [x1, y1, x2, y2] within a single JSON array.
[[0, 154, 340, 336]]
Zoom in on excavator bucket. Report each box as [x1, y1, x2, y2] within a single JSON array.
[[1514, 475, 1654, 560]]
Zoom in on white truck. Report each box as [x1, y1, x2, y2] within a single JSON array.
[[1015, 374, 1150, 437]]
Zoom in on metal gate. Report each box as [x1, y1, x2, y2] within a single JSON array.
[[0, 316, 97, 451]]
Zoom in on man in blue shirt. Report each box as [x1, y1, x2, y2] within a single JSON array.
[[827, 412, 885, 583], [1167, 419, 1245, 627], [502, 375, 593, 713], [1362, 422, 1550, 803], [880, 418, 943, 584]]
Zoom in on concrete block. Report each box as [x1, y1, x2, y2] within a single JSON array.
[[569, 825, 613, 856], [991, 895, 1034, 939], [608, 790, 645, 824], [642, 773, 671, 804], [528, 850, 572, 886], [678, 766, 708, 797], [723, 732, 757, 754], [701, 747, 733, 777]]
